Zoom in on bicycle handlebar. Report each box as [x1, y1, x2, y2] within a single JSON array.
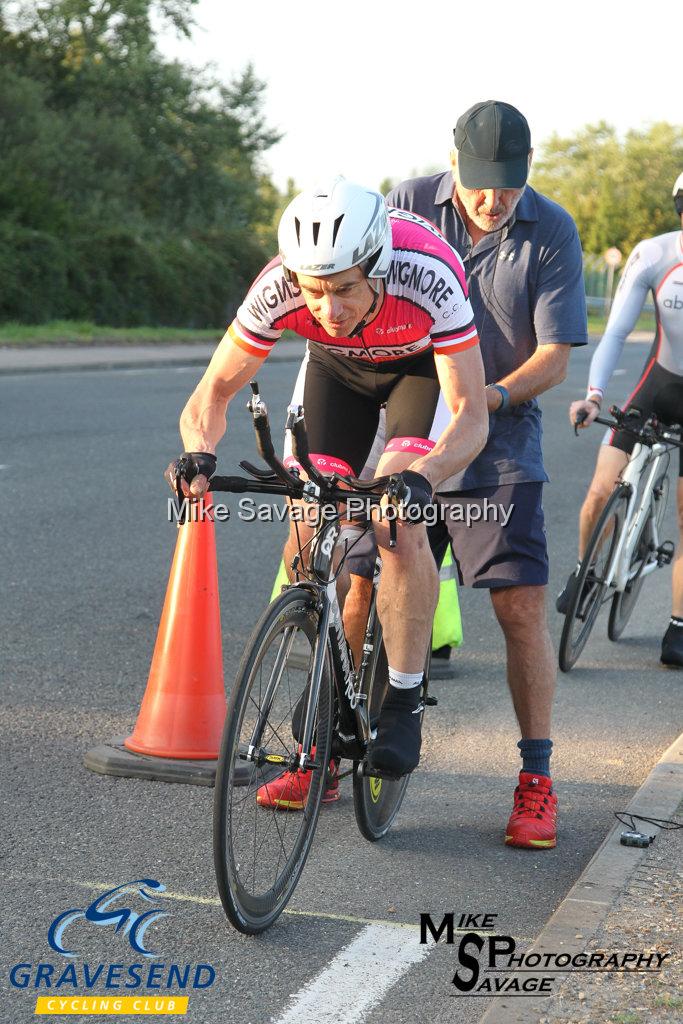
[[173, 380, 401, 542], [573, 404, 682, 448]]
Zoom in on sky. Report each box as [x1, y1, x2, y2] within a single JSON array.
[[158, 0, 681, 193]]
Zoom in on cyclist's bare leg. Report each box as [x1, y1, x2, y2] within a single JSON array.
[[490, 585, 555, 738], [372, 451, 439, 674], [578, 445, 629, 558], [282, 506, 318, 582], [341, 574, 374, 666], [673, 479, 683, 617], [281, 506, 371, 665]]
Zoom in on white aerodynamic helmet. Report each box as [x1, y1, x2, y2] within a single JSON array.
[[674, 172, 683, 215], [278, 176, 392, 280]]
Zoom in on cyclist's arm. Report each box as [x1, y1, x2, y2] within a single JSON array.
[[586, 241, 653, 400], [409, 345, 488, 488], [179, 326, 268, 454]]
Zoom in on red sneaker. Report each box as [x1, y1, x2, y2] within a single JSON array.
[[505, 772, 557, 849], [256, 758, 340, 811]]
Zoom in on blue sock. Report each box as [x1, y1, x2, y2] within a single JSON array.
[[517, 738, 553, 777]]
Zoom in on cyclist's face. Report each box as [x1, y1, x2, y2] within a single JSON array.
[[450, 151, 530, 233], [297, 267, 375, 336]]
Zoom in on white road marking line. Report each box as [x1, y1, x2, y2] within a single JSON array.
[[272, 923, 431, 1024]]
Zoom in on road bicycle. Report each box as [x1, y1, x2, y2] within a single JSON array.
[[559, 405, 682, 672], [178, 383, 434, 934]]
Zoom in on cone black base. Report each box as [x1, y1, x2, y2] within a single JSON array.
[[84, 737, 252, 787]]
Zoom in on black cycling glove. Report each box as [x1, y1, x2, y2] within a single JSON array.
[[174, 451, 217, 484], [388, 470, 433, 523]]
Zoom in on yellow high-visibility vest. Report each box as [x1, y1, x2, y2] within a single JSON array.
[[433, 546, 463, 649]]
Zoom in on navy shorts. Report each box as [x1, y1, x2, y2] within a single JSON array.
[[429, 482, 549, 588], [345, 482, 549, 589]]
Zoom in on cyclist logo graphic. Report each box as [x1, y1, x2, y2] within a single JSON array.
[[47, 879, 169, 958]]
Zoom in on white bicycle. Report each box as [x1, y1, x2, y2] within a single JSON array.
[[559, 405, 682, 672]]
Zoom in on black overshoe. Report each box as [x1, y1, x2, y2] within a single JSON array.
[[661, 623, 683, 668], [368, 683, 424, 777]]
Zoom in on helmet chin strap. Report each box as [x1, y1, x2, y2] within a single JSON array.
[[349, 280, 383, 338]]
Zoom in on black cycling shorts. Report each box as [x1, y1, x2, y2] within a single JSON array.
[[300, 344, 440, 476], [607, 359, 683, 476]]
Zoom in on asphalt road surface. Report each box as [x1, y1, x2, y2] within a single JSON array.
[[1, 339, 681, 1024]]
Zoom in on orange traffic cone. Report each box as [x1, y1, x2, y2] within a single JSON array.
[[85, 494, 235, 786]]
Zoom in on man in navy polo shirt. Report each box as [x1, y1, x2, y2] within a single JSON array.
[[279, 102, 587, 848], [383, 101, 588, 848]]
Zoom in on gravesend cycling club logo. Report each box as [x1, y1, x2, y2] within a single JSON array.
[[9, 879, 217, 1017], [48, 879, 168, 957], [419, 911, 671, 997]]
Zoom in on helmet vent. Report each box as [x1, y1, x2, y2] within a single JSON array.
[[294, 217, 301, 245], [312, 221, 320, 245], [332, 214, 344, 247]]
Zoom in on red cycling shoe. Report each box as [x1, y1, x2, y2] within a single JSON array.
[[505, 771, 557, 849], [256, 756, 340, 811]]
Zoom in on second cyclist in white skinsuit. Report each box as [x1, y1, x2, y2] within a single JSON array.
[[561, 173, 683, 666]]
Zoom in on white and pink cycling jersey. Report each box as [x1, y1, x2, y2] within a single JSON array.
[[228, 208, 478, 364]]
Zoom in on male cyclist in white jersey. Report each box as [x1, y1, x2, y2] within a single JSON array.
[[559, 174, 683, 666], [168, 178, 488, 780]]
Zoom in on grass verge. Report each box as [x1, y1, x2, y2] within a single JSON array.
[[0, 317, 654, 346]]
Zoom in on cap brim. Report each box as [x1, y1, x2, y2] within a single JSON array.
[[457, 152, 528, 189]]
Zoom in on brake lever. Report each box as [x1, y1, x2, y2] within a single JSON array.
[[573, 408, 589, 436], [173, 468, 187, 526]]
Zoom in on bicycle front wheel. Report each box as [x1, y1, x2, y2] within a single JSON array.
[[213, 588, 333, 934], [559, 484, 629, 672], [353, 633, 411, 841], [608, 467, 670, 641]]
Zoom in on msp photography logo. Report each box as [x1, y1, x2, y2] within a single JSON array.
[[419, 911, 671, 998], [9, 878, 217, 1017]]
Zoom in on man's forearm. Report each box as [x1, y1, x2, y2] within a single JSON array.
[[178, 332, 267, 452], [410, 403, 487, 489], [497, 344, 570, 405], [179, 381, 230, 452]]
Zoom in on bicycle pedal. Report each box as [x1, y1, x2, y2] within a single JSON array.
[[657, 541, 675, 566], [360, 759, 407, 781]]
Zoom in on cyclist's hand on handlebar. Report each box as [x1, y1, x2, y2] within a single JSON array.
[[165, 452, 217, 498], [385, 470, 434, 523], [569, 399, 600, 430]]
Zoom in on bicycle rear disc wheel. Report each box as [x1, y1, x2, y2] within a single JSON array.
[[608, 468, 670, 641], [213, 588, 333, 933], [559, 485, 629, 672], [353, 635, 411, 841]]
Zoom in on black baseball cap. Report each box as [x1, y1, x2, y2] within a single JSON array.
[[454, 101, 531, 189]]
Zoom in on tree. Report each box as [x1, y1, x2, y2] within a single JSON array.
[[531, 122, 683, 255], [0, 1, 284, 325]]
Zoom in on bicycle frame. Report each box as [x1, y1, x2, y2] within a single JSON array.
[[242, 508, 379, 776], [606, 441, 669, 592]]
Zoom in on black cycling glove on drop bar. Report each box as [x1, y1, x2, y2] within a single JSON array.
[[180, 452, 217, 482], [397, 469, 433, 522]]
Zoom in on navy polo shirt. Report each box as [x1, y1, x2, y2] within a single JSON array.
[[386, 172, 588, 490]]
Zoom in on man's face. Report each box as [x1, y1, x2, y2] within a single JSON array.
[[296, 266, 374, 336], [450, 152, 529, 234]]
